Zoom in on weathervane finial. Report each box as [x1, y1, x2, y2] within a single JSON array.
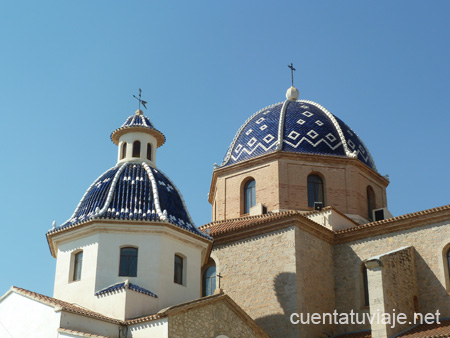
[[133, 88, 148, 111], [288, 63, 296, 87]]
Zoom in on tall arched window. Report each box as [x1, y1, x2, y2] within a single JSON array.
[[202, 265, 217, 296], [147, 143, 152, 161], [307, 174, 324, 207], [120, 142, 127, 160], [243, 179, 256, 214], [119, 247, 138, 277], [72, 251, 83, 281], [362, 265, 369, 306], [132, 141, 141, 158], [367, 186, 376, 221]]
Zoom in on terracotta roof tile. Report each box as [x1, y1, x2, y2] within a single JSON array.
[[396, 318, 450, 338], [335, 331, 371, 338], [336, 204, 450, 235], [57, 328, 111, 338], [12, 286, 122, 324], [199, 210, 300, 236]]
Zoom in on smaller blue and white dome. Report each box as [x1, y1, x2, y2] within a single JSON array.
[[49, 162, 207, 238], [221, 91, 376, 170], [111, 109, 166, 147]]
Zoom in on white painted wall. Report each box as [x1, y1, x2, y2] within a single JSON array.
[[0, 291, 61, 338], [117, 131, 157, 166], [59, 312, 119, 337], [306, 209, 357, 231], [52, 223, 208, 320], [129, 318, 168, 338]]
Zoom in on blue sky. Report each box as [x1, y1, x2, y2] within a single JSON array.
[[1, 1, 449, 297]]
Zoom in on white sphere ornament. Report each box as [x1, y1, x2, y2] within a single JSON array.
[[286, 86, 299, 101]]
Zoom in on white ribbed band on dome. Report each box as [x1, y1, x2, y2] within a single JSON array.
[[142, 162, 166, 221], [62, 164, 121, 225], [299, 100, 358, 159], [221, 102, 283, 167], [276, 100, 292, 151], [153, 166, 196, 227], [96, 162, 128, 217]]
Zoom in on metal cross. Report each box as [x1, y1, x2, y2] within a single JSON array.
[[217, 273, 223, 289], [288, 63, 296, 86], [133, 88, 148, 110]]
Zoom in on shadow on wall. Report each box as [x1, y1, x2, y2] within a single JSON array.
[[255, 272, 300, 338], [413, 249, 450, 317]]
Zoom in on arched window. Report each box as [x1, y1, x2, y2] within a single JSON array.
[[367, 186, 376, 221], [307, 174, 324, 207], [243, 179, 256, 214], [174, 254, 185, 285], [73, 251, 83, 281], [120, 142, 127, 160], [132, 141, 141, 158], [147, 143, 152, 161], [362, 265, 370, 306], [447, 248, 450, 283], [119, 247, 138, 277], [202, 266, 217, 296]]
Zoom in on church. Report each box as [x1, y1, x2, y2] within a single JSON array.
[[0, 82, 449, 338]]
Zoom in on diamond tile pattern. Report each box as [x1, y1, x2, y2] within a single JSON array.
[[222, 100, 375, 169]]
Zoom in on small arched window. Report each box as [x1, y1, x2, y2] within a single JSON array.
[[243, 179, 256, 214], [202, 265, 217, 296], [362, 265, 370, 306], [447, 248, 450, 282], [132, 141, 141, 158], [119, 247, 138, 277], [147, 143, 152, 161], [367, 186, 376, 221], [120, 142, 127, 160], [174, 254, 184, 285], [307, 174, 324, 207], [73, 251, 83, 281]]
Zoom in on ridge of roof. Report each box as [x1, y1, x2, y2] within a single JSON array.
[[10, 286, 123, 324], [336, 204, 450, 235], [57, 328, 111, 338], [199, 210, 300, 235]]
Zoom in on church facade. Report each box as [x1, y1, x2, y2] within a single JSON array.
[[0, 85, 449, 338]]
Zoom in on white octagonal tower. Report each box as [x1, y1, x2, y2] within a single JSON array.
[[47, 108, 212, 321]]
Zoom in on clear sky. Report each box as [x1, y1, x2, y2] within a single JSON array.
[[0, 1, 449, 297]]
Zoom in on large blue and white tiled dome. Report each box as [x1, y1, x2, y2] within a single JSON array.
[[221, 92, 376, 170]]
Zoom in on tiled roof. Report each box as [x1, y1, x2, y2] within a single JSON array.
[[334, 331, 371, 338], [11, 286, 122, 324], [221, 100, 376, 170], [58, 328, 111, 338], [95, 282, 157, 298], [48, 162, 210, 240], [336, 204, 450, 235], [199, 210, 301, 236], [396, 318, 450, 338]]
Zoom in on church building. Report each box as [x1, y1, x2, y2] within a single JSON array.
[[0, 82, 449, 338]]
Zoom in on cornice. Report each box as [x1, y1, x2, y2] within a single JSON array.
[[47, 219, 212, 258]]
